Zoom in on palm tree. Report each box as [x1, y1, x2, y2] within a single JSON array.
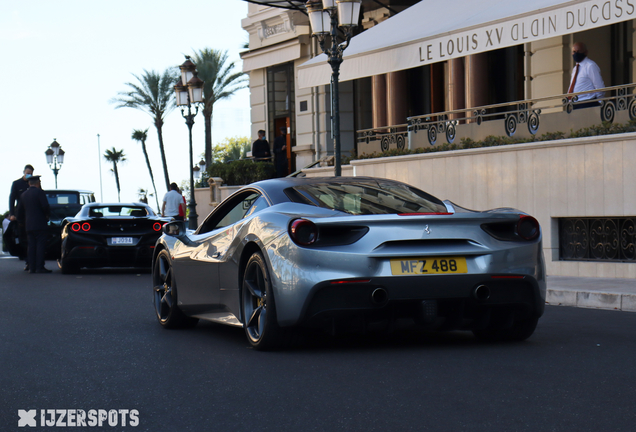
[[111, 69, 178, 191], [192, 48, 247, 166], [104, 147, 126, 202], [131, 128, 160, 210]]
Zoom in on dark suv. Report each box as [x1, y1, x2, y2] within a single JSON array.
[[4, 189, 96, 259]]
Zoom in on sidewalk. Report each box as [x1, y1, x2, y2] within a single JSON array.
[[547, 275, 636, 312]]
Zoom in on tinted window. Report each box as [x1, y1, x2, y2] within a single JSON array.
[[47, 193, 78, 205], [285, 181, 447, 215], [216, 193, 260, 228], [244, 195, 269, 218], [199, 192, 263, 234], [89, 206, 150, 217]]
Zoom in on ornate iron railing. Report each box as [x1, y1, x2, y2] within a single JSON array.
[[356, 124, 408, 153], [356, 83, 636, 149], [559, 217, 636, 262]]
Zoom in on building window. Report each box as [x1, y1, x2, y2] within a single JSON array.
[[558, 217, 636, 262]]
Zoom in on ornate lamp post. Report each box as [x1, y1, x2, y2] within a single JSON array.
[[45, 138, 65, 189], [193, 159, 207, 185], [306, 0, 361, 176], [175, 56, 204, 230]]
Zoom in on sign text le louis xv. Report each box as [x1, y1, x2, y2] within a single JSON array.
[[419, 0, 636, 64]]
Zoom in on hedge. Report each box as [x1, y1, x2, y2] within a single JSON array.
[[203, 160, 276, 186]]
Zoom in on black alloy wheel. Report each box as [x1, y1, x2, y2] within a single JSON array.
[[59, 257, 80, 274], [241, 252, 287, 350], [153, 250, 198, 329], [59, 238, 79, 274]]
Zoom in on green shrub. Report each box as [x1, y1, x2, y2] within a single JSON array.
[[206, 160, 275, 186]]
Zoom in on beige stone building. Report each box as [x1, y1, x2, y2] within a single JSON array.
[[238, 0, 636, 278]]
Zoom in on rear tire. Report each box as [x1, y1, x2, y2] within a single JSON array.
[[241, 252, 289, 350], [153, 250, 198, 329], [472, 310, 538, 342], [59, 258, 80, 275]]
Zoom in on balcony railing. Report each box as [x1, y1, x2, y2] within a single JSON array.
[[356, 83, 636, 153], [357, 124, 408, 152]]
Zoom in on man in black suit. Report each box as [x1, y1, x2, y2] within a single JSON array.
[[17, 176, 51, 273], [9, 164, 34, 221], [8, 164, 34, 269], [251, 130, 271, 161]]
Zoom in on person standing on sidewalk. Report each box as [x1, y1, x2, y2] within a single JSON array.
[[8, 164, 34, 270], [162, 183, 184, 220], [17, 175, 51, 273], [9, 164, 34, 221], [175, 186, 187, 222]]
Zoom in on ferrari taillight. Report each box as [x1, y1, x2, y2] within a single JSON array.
[[516, 215, 540, 240], [289, 219, 318, 246], [481, 215, 541, 241], [71, 223, 81, 232], [153, 222, 162, 232], [81, 223, 91, 232]]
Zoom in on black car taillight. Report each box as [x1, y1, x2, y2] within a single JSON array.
[[516, 215, 540, 240], [71, 223, 81, 232], [289, 219, 318, 246], [81, 223, 91, 232], [153, 222, 163, 231], [481, 215, 540, 242]]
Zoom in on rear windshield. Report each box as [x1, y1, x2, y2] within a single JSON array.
[[285, 181, 447, 215], [88, 206, 153, 217], [47, 193, 78, 205]]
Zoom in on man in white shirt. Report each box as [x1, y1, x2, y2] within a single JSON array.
[[568, 42, 605, 109], [162, 183, 185, 220]]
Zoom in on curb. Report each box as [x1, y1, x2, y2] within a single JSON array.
[[546, 288, 636, 312]]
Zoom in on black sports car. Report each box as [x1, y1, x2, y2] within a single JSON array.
[[59, 203, 169, 273], [4, 189, 95, 259]]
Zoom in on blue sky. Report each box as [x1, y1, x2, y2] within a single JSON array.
[[1, 0, 250, 209]]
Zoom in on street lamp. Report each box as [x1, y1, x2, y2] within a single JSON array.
[[175, 56, 204, 230], [193, 160, 207, 185], [306, 0, 361, 176], [45, 138, 65, 189]]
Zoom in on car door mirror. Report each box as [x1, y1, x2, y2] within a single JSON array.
[[163, 221, 187, 237]]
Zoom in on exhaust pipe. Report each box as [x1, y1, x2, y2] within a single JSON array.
[[473, 285, 491, 301], [371, 288, 388, 305]]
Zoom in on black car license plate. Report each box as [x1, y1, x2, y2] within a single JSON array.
[[111, 237, 133, 245]]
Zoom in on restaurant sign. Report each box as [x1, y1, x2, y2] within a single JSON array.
[[418, 0, 636, 64]]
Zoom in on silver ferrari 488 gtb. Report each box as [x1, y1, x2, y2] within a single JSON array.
[[152, 176, 545, 350]]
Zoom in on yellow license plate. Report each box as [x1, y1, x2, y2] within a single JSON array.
[[390, 257, 467, 275]]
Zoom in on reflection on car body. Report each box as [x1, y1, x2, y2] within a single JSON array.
[[152, 177, 546, 350], [59, 202, 169, 274]]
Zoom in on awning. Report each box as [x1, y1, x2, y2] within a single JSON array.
[[298, 0, 636, 88]]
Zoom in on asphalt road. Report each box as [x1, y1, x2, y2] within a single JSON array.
[[1, 255, 635, 432]]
